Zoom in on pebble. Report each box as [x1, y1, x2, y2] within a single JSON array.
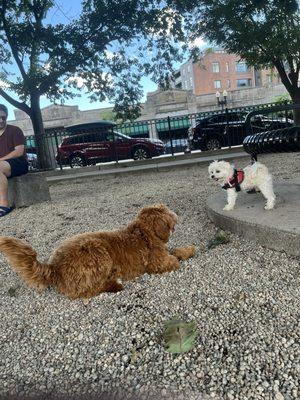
[[0, 153, 299, 400]]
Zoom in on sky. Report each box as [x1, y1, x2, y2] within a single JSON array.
[[0, 0, 205, 120]]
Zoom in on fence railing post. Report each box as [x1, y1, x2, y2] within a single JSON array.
[[54, 131, 63, 171], [167, 116, 174, 156], [112, 128, 118, 165], [225, 107, 230, 148]]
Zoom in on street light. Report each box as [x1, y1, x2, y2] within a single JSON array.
[[216, 90, 228, 111]]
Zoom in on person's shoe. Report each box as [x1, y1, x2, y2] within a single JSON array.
[[0, 206, 13, 217]]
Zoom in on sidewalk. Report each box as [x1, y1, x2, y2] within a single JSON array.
[[206, 178, 300, 256], [46, 148, 247, 184]]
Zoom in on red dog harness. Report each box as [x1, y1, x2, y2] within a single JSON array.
[[222, 169, 244, 192]]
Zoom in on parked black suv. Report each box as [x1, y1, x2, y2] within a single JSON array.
[[189, 112, 294, 151]]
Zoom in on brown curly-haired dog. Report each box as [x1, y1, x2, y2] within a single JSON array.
[[0, 204, 195, 299]]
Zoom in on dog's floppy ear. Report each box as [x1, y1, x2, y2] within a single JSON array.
[[153, 218, 170, 242], [137, 204, 174, 242]]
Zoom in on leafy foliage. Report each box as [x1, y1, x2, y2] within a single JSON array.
[[0, 1, 187, 166], [163, 319, 198, 354], [274, 93, 291, 103], [207, 230, 230, 250], [170, 0, 300, 106], [0, 1, 185, 119]]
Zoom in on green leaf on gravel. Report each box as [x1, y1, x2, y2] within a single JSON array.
[[235, 291, 247, 302], [207, 230, 230, 250], [163, 319, 198, 354], [130, 348, 138, 364], [7, 286, 20, 297]]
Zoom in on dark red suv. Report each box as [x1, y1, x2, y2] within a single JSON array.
[[56, 121, 165, 168]]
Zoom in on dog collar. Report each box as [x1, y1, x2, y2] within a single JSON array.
[[222, 169, 244, 192]]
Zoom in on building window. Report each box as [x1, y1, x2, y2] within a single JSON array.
[[267, 75, 273, 83], [226, 62, 229, 72], [212, 62, 220, 73], [187, 65, 191, 72], [189, 77, 193, 85], [227, 79, 231, 88], [235, 61, 248, 73], [237, 78, 252, 87], [174, 71, 180, 79], [214, 80, 221, 89]]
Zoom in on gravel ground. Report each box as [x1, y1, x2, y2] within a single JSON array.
[[0, 153, 300, 400]]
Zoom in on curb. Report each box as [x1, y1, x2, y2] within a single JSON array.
[[47, 150, 248, 185], [206, 180, 300, 257]]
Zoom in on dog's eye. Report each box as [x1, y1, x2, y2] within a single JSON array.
[[216, 170, 220, 173]]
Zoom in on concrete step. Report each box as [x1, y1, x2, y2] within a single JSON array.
[[47, 150, 247, 184], [206, 179, 300, 256]]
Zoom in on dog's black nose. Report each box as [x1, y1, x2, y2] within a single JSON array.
[[211, 174, 215, 178]]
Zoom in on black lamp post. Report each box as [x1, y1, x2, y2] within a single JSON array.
[[216, 90, 228, 111]]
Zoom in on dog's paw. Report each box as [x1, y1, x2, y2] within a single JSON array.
[[223, 205, 234, 211], [185, 245, 196, 258], [171, 245, 196, 260], [264, 204, 274, 210]]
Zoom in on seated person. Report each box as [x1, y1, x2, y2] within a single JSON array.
[[0, 104, 29, 217]]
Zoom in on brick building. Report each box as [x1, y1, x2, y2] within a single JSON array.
[[172, 49, 280, 95]]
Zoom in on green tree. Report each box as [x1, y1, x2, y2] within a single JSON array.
[[0, 0, 184, 168], [171, 0, 300, 123], [274, 93, 291, 103]]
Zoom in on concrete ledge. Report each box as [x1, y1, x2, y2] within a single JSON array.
[[44, 146, 244, 178], [47, 150, 247, 185], [206, 179, 300, 256], [8, 173, 51, 208]]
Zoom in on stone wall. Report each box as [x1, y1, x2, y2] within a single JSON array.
[[8, 104, 114, 137], [195, 83, 288, 112], [139, 83, 288, 120], [8, 84, 288, 137]]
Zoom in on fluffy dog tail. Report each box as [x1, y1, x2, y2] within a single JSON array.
[[0, 236, 53, 289]]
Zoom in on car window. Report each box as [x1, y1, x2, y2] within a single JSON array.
[[233, 112, 247, 122], [106, 131, 131, 141], [208, 115, 227, 124], [106, 132, 115, 142], [227, 113, 241, 122], [66, 132, 106, 144], [65, 136, 77, 144]]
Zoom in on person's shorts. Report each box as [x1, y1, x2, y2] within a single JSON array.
[[7, 156, 29, 178]]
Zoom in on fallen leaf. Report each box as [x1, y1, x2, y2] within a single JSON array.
[[207, 230, 230, 250], [235, 291, 247, 302], [7, 286, 20, 297], [163, 319, 198, 354], [130, 348, 138, 364]]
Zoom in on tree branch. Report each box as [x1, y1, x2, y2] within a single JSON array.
[[0, 2, 29, 83], [29, 2, 47, 92], [0, 88, 31, 115], [273, 59, 294, 94]]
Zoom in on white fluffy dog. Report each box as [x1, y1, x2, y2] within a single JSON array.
[[208, 160, 276, 211]]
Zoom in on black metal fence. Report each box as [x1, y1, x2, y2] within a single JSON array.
[[243, 103, 300, 159], [26, 100, 296, 171]]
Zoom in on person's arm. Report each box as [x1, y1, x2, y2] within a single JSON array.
[[0, 145, 25, 161]]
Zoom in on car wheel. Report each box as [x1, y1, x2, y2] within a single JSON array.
[[206, 137, 221, 151], [69, 155, 86, 168], [132, 147, 150, 160]]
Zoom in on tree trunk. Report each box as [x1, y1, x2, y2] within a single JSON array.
[[291, 93, 300, 125], [29, 95, 53, 170], [273, 62, 300, 125]]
